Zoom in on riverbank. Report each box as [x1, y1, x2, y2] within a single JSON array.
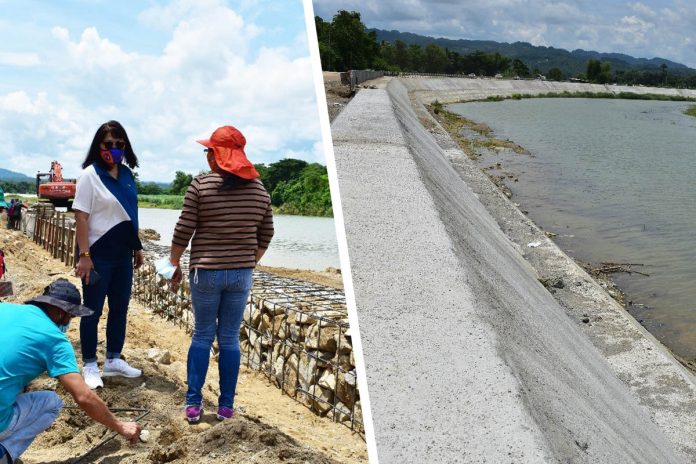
[[429, 104, 652, 326], [256, 265, 342, 289], [332, 76, 696, 462], [434, 97, 696, 366], [0, 229, 365, 463], [466, 89, 696, 103]]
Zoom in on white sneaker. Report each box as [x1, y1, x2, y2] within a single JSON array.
[[82, 363, 103, 389], [102, 358, 142, 378]]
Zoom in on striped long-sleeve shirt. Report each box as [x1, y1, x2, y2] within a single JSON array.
[[172, 173, 274, 269]]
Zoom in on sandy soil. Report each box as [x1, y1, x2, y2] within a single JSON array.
[[0, 230, 367, 464], [256, 265, 343, 289], [323, 72, 354, 122]]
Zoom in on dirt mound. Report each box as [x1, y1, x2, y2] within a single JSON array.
[[148, 418, 337, 464], [21, 343, 337, 463], [323, 72, 354, 122], [140, 228, 162, 242]]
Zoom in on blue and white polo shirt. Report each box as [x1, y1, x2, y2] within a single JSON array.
[[72, 164, 142, 260]]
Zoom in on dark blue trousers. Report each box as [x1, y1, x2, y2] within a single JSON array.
[[80, 256, 133, 363]]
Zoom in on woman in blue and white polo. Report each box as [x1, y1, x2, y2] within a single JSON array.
[[73, 120, 144, 389]]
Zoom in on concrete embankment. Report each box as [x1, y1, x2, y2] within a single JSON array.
[[398, 77, 696, 104], [331, 78, 696, 463]]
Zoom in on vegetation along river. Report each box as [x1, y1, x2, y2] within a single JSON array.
[[449, 98, 696, 359], [138, 208, 340, 271]]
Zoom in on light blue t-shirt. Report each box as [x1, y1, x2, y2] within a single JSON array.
[[0, 303, 78, 432]]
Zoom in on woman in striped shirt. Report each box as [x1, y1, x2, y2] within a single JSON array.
[[168, 125, 274, 422]]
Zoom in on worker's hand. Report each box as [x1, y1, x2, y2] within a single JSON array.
[[169, 266, 182, 293], [116, 421, 142, 444], [133, 250, 144, 270], [75, 256, 94, 284]]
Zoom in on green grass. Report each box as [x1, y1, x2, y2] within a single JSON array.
[[432, 99, 443, 114], [685, 105, 696, 118], [138, 194, 183, 209]]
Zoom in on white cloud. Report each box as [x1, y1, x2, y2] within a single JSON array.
[[0, 52, 40, 66], [0, 2, 322, 182], [629, 2, 657, 18], [138, 0, 225, 30], [613, 15, 653, 46]]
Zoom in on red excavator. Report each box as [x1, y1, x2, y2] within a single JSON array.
[[36, 161, 76, 208]]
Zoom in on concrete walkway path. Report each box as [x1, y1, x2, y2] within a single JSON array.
[[331, 78, 696, 463]]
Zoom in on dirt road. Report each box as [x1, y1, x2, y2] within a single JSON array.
[[0, 230, 367, 463]]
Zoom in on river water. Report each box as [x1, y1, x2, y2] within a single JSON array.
[[138, 209, 340, 271], [449, 98, 696, 359]]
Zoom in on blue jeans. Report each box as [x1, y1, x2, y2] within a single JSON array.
[[80, 256, 133, 363], [186, 268, 253, 409], [0, 391, 63, 461]]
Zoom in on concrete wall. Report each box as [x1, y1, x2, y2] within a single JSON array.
[[340, 70, 385, 88], [331, 78, 696, 463], [398, 76, 696, 104]]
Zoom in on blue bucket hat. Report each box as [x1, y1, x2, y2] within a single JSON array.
[[25, 278, 93, 317]]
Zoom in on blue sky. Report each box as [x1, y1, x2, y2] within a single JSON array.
[[313, 0, 696, 69], [0, 0, 323, 182]]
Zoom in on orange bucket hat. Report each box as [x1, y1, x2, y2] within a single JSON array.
[[197, 126, 260, 179]]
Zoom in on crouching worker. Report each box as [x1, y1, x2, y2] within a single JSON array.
[[0, 279, 141, 463]]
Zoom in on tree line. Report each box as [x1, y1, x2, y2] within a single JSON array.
[[2, 157, 333, 217], [0, 180, 34, 194], [316, 10, 696, 89], [583, 59, 696, 87], [316, 11, 522, 77], [142, 159, 332, 217], [255, 159, 332, 217]]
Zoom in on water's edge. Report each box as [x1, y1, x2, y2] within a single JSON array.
[[439, 100, 696, 368]]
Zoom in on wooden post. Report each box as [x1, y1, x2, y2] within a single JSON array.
[[51, 213, 57, 257], [60, 214, 66, 263], [43, 213, 48, 249], [68, 226, 75, 267], [55, 214, 59, 259], [39, 214, 44, 246], [50, 213, 56, 257], [55, 213, 60, 259], [43, 213, 48, 247], [44, 213, 50, 251], [48, 212, 56, 255], [33, 214, 40, 244]]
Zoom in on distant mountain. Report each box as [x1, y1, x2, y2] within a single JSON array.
[[371, 29, 695, 77], [0, 168, 32, 181]]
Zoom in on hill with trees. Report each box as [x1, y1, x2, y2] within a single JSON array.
[[316, 10, 696, 88], [372, 29, 692, 77], [0, 168, 32, 181], [255, 159, 332, 217], [0, 169, 34, 194]]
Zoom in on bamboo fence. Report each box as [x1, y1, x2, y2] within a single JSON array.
[[32, 208, 79, 268]]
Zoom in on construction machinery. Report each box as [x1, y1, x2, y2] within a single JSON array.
[[36, 161, 76, 208]]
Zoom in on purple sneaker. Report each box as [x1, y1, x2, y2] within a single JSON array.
[[185, 405, 202, 423], [216, 406, 234, 420]]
